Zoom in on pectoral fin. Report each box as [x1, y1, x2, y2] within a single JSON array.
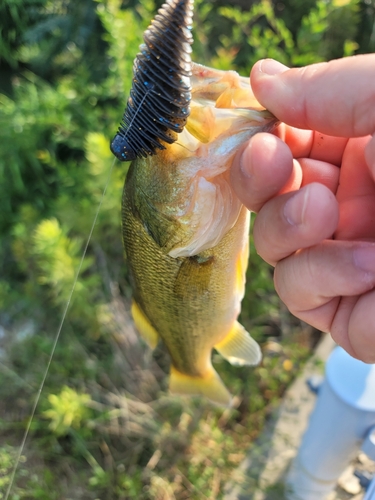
[[169, 365, 232, 407], [185, 103, 216, 143], [131, 301, 159, 349], [215, 321, 262, 366]]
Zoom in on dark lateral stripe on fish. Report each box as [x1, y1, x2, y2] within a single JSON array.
[[110, 0, 194, 162]]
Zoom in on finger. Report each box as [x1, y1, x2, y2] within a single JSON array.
[[253, 183, 339, 265], [231, 133, 299, 213], [309, 133, 349, 166], [275, 123, 314, 158], [251, 55, 375, 137], [273, 240, 375, 334], [335, 136, 375, 240], [337, 137, 374, 199], [365, 134, 375, 178], [328, 295, 359, 359], [299, 158, 340, 193], [346, 290, 375, 363], [278, 124, 348, 166]]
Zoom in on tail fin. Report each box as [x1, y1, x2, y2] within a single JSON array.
[[169, 365, 232, 407]]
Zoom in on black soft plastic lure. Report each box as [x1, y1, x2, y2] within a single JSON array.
[[110, 0, 194, 162]]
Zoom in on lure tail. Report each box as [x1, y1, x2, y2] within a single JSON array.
[[111, 0, 194, 161]]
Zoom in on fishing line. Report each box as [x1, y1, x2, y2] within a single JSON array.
[[174, 139, 197, 153], [5, 156, 117, 500]]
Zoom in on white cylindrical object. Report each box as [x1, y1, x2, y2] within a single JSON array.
[[286, 347, 375, 500], [362, 426, 375, 461], [364, 476, 375, 500]]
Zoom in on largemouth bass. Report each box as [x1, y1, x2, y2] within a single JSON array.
[[111, 0, 278, 406]]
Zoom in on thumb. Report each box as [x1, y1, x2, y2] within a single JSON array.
[[250, 55, 375, 138]]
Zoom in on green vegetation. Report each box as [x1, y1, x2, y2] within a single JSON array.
[[0, 0, 373, 497]]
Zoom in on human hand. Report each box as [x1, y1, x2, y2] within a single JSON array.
[[231, 55, 375, 363]]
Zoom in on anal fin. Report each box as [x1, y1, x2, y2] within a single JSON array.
[[169, 366, 232, 407], [215, 321, 262, 366], [131, 301, 159, 349]]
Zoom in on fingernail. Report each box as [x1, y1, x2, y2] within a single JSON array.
[[353, 245, 375, 273], [239, 142, 253, 179], [259, 59, 288, 76], [283, 188, 309, 226]]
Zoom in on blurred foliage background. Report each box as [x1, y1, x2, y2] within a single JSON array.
[[0, 0, 374, 498]]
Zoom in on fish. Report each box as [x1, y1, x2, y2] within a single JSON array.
[[111, 0, 278, 406]]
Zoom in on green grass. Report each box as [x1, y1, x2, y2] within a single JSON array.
[[0, 305, 312, 498]]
